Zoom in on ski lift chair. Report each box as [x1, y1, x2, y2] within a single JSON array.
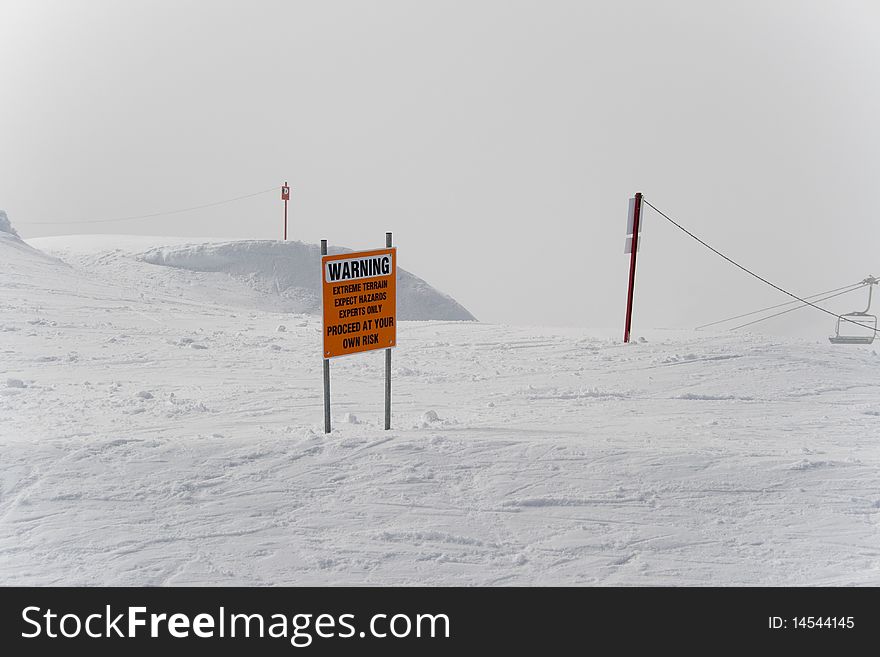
[[829, 276, 878, 345]]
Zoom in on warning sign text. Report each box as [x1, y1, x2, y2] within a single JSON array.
[[321, 248, 396, 358]]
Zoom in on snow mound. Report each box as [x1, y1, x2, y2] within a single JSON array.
[[0, 210, 20, 238], [139, 240, 475, 320], [0, 211, 68, 266]]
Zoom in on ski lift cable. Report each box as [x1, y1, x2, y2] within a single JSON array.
[[640, 198, 879, 335], [16, 186, 279, 225], [695, 281, 866, 330], [729, 284, 868, 331]]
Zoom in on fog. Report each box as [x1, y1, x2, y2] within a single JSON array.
[[2, 0, 878, 335]]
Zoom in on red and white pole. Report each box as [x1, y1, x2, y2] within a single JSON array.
[[623, 192, 642, 343], [281, 182, 290, 240]]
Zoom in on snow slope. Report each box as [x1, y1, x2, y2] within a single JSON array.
[[0, 210, 20, 238], [0, 211, 67, 272], [2, 227, 879, 586]]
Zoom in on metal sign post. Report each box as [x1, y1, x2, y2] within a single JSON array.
[[282, 182, 290, 241], [385, 232, 392, 430], [624, 192, 643, 343], [321, 239, 331, 433]]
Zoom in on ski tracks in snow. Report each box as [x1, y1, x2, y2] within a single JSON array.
[[2, 241, 880, 585]]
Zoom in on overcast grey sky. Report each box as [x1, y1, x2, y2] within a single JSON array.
[[2, 1, 879, 334]]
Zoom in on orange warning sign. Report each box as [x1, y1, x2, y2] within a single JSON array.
[[321, 248, 396, 359]]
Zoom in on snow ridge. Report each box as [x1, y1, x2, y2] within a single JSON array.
[[29, 235, 475, 321], [0, 210, 20, 238]]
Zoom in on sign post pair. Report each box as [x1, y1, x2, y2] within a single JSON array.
[[321, 234, 396, 433]]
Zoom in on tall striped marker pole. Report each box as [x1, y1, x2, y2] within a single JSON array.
[[624, 192, 642, 343], [281, 182, 290, 240]]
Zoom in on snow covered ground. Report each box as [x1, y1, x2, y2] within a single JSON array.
[[2, 221, 879, 585]]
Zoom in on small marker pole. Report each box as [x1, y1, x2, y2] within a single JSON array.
[[624, 192, 642, 343], [321, 239, 331, 433], [384, 231, 392, 430], [283, 182, 289, 241]]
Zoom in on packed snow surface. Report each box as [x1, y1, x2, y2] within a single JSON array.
[[1, 227, 879, 585]]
